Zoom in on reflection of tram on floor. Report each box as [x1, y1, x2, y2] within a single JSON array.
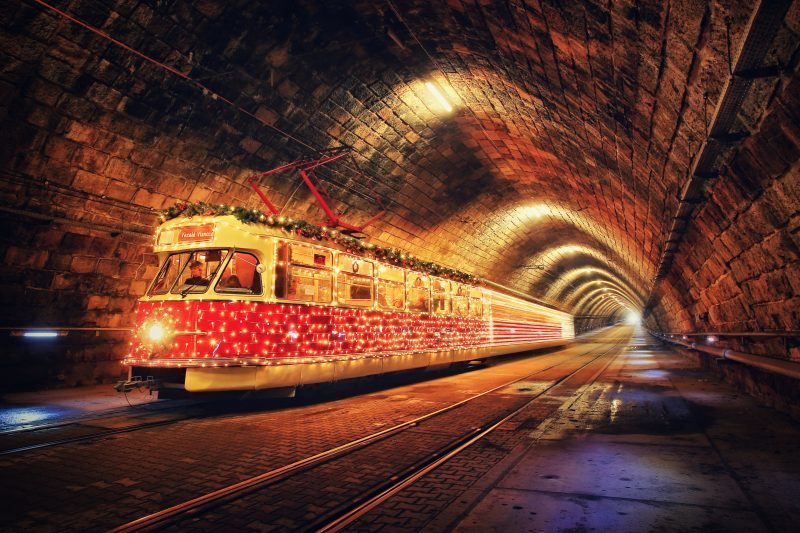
[[124, 213, 574, 395]]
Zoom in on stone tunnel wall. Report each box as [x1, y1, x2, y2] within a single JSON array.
[[647, 61, 800, 361], [1, 0, 799, 391], [0, 0, 487, 390]]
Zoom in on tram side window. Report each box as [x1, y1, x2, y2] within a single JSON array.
[[337, 254, 374, 307], [171, 250, 228, 295], [468, 287, 483, 318], [377, 264, 405, 311], [149, 252, 190, 295], [407, 273, 430, 313], [452, 283, 469, 317], [215, 251, 262, 295], [275, 242, 332, 303], [431, 278, 451, 315]]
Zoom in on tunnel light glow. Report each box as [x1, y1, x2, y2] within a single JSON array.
[[425, 82, 453, 112], [624, 311, 641, 325], [707, 335, 718, 344], [518, 204, 552, 219], [23, 331, 58, 338]]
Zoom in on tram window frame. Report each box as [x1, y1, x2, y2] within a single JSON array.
[[431, 278, 451, 315], [376, 264, 405, 311], [168, 249, 229, 296], [149, 252, 190, 295], [452, 283, 469, 317], [336, 253, 374, 308], [214, 251, 263, 295], [407, 272, 430, 313], [468, 287, 483, 318], [274, 241, 333, 304]]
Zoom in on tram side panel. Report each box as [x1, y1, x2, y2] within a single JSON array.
[[127, 217, 574, 392]]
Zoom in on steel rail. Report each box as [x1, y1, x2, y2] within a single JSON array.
[[0, 419, 181, 456], [109, 330, 628, 532], [313, 334, 627, 533], [0, 400, 217, 455]]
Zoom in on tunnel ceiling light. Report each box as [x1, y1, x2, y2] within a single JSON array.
[[425, 82, 452, 113], [25, 331, 58, 338], [11, 330, 67, 339]]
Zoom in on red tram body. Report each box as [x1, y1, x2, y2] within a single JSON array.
[[125, 214, 573, 393]]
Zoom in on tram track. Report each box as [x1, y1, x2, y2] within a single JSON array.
[[0, 336, 616, 458], [109, 330, 629, 532], [0, 398, 274, 457], [312, 334, 625, 533]]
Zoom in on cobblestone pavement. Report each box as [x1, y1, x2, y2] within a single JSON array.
[[0, 329, 623, 531], [163, 338, 623, 531], [348, 326, 800, 532]]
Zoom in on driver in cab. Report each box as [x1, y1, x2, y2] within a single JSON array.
[[186, 260, 209, 286]]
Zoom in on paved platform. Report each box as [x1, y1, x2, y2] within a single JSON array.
[[0, 383, 160, 430], [1, 327, 798, 532], [445, 328, 800, 532]]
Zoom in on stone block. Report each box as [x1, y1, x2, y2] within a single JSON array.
[[72, 169, 109, 193], [75, 145, 109, 173], [96, 259, 120, 277], [132, 188, 168, 209], [86, 295, 109, 310], [4, 246, 48, 269], [104, 179, 137, 202], [60, 232, 94, 255], [71, 256, 97, 274], [51, 272, 80, 290]]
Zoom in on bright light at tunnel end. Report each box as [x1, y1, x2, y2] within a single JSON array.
[[624, 310, 642, 325]]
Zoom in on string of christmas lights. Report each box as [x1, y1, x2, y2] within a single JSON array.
[[161, 202, 478, 284], [126, 297, 572, 368]]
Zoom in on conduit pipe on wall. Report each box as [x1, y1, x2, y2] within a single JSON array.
[[654, 333, 800, 380], [642, 0, 792, 317]]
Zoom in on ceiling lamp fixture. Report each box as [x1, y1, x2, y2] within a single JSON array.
[[425, 82, 452, 113]]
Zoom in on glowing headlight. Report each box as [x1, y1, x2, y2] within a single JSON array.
[[140, 318, 174, 348], [147, 323, 167, 342]]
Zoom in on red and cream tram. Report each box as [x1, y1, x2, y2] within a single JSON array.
[[125, 209, 574, 393]]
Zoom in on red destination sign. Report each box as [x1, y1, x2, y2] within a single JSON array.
[[177, 224, 214, 243]]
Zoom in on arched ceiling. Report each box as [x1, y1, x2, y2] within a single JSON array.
[[2, 0, 798, 325]]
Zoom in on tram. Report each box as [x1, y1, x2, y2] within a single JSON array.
[[124, 208, 574, 394]]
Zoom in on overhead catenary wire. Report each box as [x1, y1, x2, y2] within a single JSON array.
[[28, 0, 390, 213]]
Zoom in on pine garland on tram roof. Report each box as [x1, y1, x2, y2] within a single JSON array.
[[161, 202, 480, 285]]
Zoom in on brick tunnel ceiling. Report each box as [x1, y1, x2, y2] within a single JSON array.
[[2, 0, 799, 325]]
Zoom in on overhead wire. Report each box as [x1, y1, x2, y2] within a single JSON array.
[[28, 0, 391, 215]]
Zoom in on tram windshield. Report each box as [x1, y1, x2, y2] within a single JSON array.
[[148, 249, 228, 296]]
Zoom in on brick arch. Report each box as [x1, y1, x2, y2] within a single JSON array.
[[586, 299, 626, 319], [573, 287, 638, 317], [567, 280, 641, 313], [557, 275, 644, 312], [1, 0, 798, 389], [545, 267, 645, 305], [516, 244, 646, 300]]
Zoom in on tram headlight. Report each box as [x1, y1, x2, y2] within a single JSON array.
[[139, 318, 175, 349], [147, 322, 167, 343]]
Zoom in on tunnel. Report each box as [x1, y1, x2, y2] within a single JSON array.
[[0, 0, 799, 531]]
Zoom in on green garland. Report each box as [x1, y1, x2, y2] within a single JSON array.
[[161, 202, 480, 285]]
